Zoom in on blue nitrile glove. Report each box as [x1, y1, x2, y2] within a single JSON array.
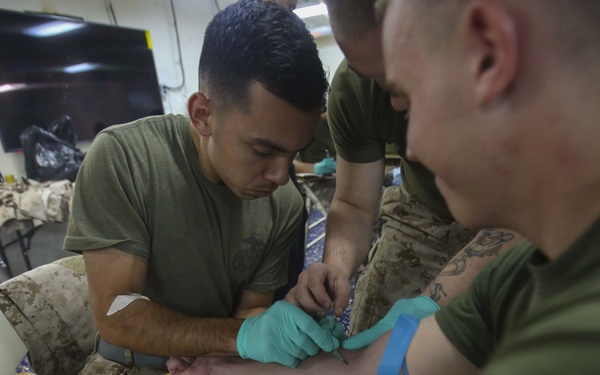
[[237, 301, 342, 368], [342, 296, 439, 350], [314, 157, 336, 175]]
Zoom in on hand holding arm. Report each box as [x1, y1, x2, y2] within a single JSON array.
[[237, 301, 344, 368], [285, 262, 352, 318], [287, 158, 385, 317]]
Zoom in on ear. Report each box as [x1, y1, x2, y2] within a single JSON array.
[[467, 0, 517, 106], [188, 92, 212, 137]]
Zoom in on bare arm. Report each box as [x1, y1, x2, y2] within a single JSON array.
[[168, 315, 479, 375], [84, 248, 271, 357], [293, 159, 316, 174], [287, 156, 385, 316], [424, 228, 523, 307], [323, 156, 385, 276]]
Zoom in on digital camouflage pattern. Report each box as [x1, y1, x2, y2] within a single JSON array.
[[349, 184, 478, 334], [80, 353, 167, 375], [0, 261, 94, 375]]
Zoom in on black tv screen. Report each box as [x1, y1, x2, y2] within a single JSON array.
[[0, 9, 164, 152]]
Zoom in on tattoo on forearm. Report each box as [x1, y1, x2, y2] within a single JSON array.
[[438, 230, 515, 277], [429, 283, 447, 302]]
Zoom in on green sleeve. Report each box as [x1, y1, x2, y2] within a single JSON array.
[[64, 131, 150, 257], [328, 59, 386, 163]]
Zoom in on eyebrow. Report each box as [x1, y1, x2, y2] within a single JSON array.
[[251, 137, 291, 154], [252, 135, 315, 154]]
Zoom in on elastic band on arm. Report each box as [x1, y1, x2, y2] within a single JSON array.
[[377, 314, 420, 375]]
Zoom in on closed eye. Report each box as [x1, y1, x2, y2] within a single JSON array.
[[254, 148, 274, 158]]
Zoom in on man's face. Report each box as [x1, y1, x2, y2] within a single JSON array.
[[202, 82, 319, 200], [337, 29, 409, 111], [382, 0, 507, 227]]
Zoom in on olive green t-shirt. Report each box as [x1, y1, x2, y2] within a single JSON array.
[[436, 217, 600, 373], [328, 59, 451, 218], [64, 114, 302, 317]]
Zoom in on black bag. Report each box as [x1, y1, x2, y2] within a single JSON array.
[[19, 115, 86, 182]]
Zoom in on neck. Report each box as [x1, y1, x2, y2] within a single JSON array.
[[529, 187, 600, 260], [510, 93, 600, 260]]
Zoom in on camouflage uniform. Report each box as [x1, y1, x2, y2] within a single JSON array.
[[80, 352, 166, 375], [349, 185, 478, 334]]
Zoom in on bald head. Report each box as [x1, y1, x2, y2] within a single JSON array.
[[381, 0, 600, 238], [324, 0, 379, 41]]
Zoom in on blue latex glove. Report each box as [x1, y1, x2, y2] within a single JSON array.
[[342, 296, 439, 350], [313, 157, 336, 174], [237, 301, 343, 368]]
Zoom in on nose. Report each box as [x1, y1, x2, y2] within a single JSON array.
[[390, 95, 409, 112], [264, 161, 290, 186]]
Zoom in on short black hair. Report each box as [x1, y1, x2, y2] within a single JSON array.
[[199, 0, 328, 113]]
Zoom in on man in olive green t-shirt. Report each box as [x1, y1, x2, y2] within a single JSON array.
[[286, 0, 522, 338], [64, 1, 341, 374]]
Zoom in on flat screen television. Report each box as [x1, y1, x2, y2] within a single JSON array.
[[0, 9, 164, 152]]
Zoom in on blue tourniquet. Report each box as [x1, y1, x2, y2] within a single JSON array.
[[377, 314, 420, 375]]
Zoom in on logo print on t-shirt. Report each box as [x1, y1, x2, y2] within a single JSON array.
[[233, 233, 265, 270]]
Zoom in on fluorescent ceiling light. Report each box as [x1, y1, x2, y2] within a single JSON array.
[[64, 62, 98, 74], [294, 3, 328, 19], [0, 83, 27, 93], [25, 21, 83, 37]]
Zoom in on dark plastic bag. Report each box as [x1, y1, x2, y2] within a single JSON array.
[[19, 116, 86, 182], [47, 115, 77, 147]]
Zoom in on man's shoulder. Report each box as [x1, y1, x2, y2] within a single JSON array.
[[330, 59, 383, 102], [89, 114, 189, 158], [100, 114, 187, 139]]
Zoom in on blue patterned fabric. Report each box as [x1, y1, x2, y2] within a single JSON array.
[[305, 210, 359, 336]]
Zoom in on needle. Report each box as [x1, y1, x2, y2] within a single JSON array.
[[324, 299, 348, 365], [332, 349, 349, 365]]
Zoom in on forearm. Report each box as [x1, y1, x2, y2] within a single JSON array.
[[293, 160, 316, 174], [170, 316, 479, 375], [97, 299, 243, 357], [322, 199, 377, 277], [171, 345, 384, 375], [423, 228, 523, 307]]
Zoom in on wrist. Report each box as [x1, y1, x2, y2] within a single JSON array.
[[320, 259, 353, 280], [235, 317, 251, 358]]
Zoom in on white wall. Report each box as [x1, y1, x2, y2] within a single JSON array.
[[0, 0, 344, 177]]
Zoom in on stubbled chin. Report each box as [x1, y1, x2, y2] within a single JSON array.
[[435, 176, 468, 225]]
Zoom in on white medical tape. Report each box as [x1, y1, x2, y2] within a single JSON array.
[[107, 293, 150, 316]]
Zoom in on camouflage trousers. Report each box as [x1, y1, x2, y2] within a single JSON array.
[[349, 184, 478, 335]]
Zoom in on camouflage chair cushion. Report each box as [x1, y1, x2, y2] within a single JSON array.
[[0, 261, 95, 375]]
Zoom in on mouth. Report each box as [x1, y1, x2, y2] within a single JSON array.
[[250, 188, 276, 197]]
